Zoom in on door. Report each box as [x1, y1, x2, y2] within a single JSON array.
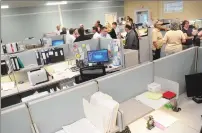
[[105, 13, 117, 25]]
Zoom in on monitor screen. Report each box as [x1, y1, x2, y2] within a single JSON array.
[[52, 40, 64, 46], [88, 49, 109, 63], [185, 73, 202, 97]]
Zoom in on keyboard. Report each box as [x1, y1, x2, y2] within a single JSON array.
[[70, 66, 80, 72]]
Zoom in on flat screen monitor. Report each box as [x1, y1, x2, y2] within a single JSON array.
[[52, 40, 64, 46], [87, 49, 109, 63], [185, 73, 202, 97]]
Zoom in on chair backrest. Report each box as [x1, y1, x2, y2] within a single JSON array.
[[80, 66, 106, 82], [1, 103, 34, 133]]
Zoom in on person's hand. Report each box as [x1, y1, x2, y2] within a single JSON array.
[[153, 43, 158, 48]]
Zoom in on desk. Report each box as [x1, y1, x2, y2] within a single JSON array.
[[128, 94, 201, 133], [1, 87, 19, 98], [135, 91, 169, 110]]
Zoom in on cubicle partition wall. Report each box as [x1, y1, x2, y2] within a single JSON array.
[[1, 103, 35, 133], [154, 47, 197, 95], [27, 81, 98, 133], [139, 36, 151, 63], [96, 62, 153, 103], [197, 47, 202, 73]]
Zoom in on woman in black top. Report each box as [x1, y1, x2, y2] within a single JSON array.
[[74, 27, 91, 42], [181, 20, 194, 50]]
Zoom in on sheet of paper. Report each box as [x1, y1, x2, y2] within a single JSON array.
[[145, 92, 162, 100], [63, 118, 102, 133], [135, 92, 169, 110], [1, 82, 15, 91], [80, 52, 85, 60], [82, 44, 86, 48], [86, 44, 90, 51], [114, 46, 119, 52], [83, 99, 107, 133], [146, 110, 178, 128], [55, 130, 66, 133], [50, 62, 69, 73], [78, 47, 82, 53]]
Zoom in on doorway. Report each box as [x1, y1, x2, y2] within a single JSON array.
[[105, 13, 117, 25]]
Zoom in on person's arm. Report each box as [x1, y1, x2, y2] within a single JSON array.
[[163, 32, 168, 44], [152, 31, 158, 49], [181, 31, 186, 43]]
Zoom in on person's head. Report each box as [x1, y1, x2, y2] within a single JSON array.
[[112, 22, 117, 29], [100, 26, 108, 36], [170, 22, 180, 31], [80, 24, 84, 28], [78, 27, 85, 36], [62, 27, 67, 33], [69, 28, 76, 35], [125, 24, 132, 32], [182, 20, 189, 29], [56, 25, 61, 31], [97, 25, 103, 33], [126, 16, 131, 21], [128, 18, 133, 24], [154, 20, 163, 29], [92, 26, 98, 33], [95, 20, 100, 27]]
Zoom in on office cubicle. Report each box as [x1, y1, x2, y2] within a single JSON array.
[[1, 103, 35, 133], [27, 81, 98, 133], [197, 47, 202, 72], [97, 62, 153, 103], [154, 47, 197, 94]]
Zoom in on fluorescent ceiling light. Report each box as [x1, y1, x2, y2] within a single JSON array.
[[46, 1, 68, 6], [1, 5, 9, 9]]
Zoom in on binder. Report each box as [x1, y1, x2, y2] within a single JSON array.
[[48, 49, 55, 63], [1, 60, 8, 75], [41, 51, 47, 65], [49, 48, 65, 63], [45, 50, 50, 64], [10, 56, 20, 71], [35, 51, 42, 65]]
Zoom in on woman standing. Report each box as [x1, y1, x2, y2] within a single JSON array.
[[164, 22, 186, 56]]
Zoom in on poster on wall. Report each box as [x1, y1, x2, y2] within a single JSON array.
[[164, 1, 183, 13]]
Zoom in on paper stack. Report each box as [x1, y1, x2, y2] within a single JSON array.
[[62, 92, 119, 133]]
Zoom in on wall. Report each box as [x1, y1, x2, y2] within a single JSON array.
[[1, 1, 124, 43], [124, 0, 202, 21]]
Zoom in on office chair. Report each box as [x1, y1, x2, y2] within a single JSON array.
[[75, 66, 106, 84]]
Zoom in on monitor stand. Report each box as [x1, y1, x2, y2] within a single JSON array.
[[192, 96, 202, 104]]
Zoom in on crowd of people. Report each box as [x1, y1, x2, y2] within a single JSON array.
[[54, 16, 202, 61], [152, 19, 202, 60], [54, 17, 140, 51]]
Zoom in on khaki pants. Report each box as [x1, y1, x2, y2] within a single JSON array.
[[165, 45, 182, 56]]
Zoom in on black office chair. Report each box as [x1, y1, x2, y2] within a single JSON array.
[[75, 66, 106, 84]]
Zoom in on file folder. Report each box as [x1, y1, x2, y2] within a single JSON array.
[[1, 60, 8, 75], [10, 56, 20, 71], [35, 51, 42, 65]]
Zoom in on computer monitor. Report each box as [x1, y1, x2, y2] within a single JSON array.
[[87, 49, 109, 63], [52, 40, 64, 46], [185, 73, 202, 97]]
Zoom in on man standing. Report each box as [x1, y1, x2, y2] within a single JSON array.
[[55, 25, 61, 35], [124, 24, 139, 50], [99, 27, 112, 39]]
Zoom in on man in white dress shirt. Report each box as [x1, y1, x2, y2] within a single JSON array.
[[92, 26, 100, 39], [99, 27, 112, 39], [66, 28, 76, 45]]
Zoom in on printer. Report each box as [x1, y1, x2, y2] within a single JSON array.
[[28, 68, 48, 86]]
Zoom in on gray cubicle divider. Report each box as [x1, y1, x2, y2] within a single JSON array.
[[96, 62, 153, 103], [139, 36, 151, 63], [74, 39, 100, 51], [58, 44, 73, 59], [154, 47, 197, 95], [13, 49, 38, 67], [27, 81, 99, 133], [197, 47, 202, 73], [1, 103, 35, 133]]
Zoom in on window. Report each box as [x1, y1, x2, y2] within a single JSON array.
[[164, 1, 183, 13]]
